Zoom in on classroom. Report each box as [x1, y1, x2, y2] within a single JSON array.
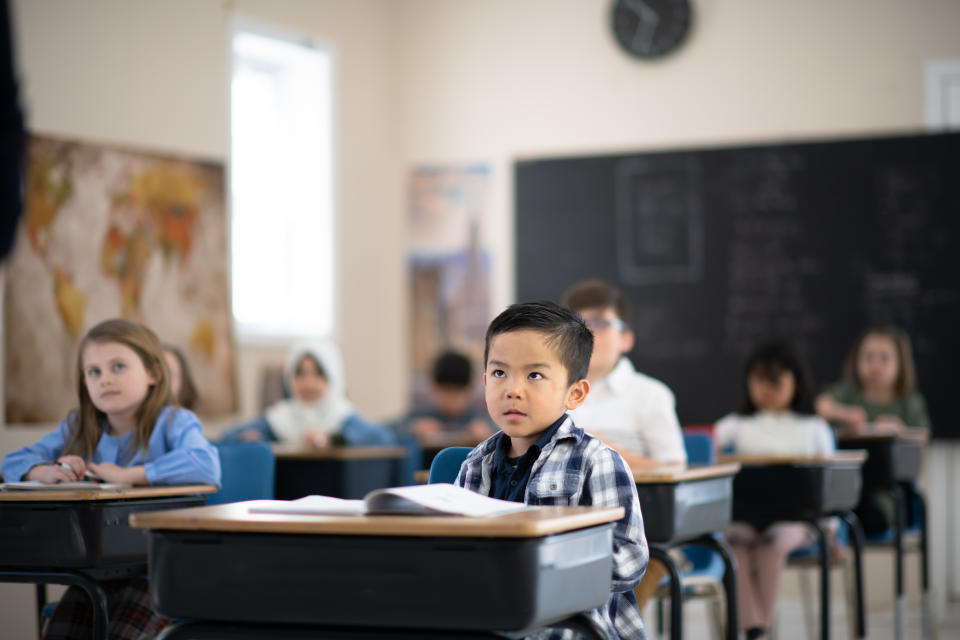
[[0, 0, 959, 638]]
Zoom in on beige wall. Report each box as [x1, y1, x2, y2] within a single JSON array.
[[393, 0, 960, 313], [2, 0, 960, 636]]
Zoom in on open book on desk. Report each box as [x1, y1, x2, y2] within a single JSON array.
[[0, 480, 133, 491], [248, 483, 530, 517]]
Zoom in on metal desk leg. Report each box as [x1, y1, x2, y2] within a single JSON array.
[[0, 570, 109, 640], [35, 583, 47, 640], [807, 520, 831, 640], [649, 545, 683, 640], [916, 489, 932, 640], [697, 534, 739, 640], [893, 484, 905, 640], [838, 511, 866, 639]]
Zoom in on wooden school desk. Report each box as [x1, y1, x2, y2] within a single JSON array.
[[272, 445, 408, 500], [837, 428, 930, 640], [633, 463, 741, 640], [719, 452, 868, 640], [0, 484, 216, 640], [131, 502, 623, 639]]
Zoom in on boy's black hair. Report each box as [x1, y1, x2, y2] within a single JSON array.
[[738, 339, 815, 416], [484, 301, 593, 384], [432, 350, 473, 387]]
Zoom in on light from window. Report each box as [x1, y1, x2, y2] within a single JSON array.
[[230, 22, 335, 339]]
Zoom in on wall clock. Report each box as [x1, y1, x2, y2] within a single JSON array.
[[611, 0, 692, 60]]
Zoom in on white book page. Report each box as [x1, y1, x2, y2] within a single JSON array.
[[248, 495, 366, 516], [370, 483, 529, 517]]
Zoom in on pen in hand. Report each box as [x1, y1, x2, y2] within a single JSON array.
[[55, 460, 101, 482]]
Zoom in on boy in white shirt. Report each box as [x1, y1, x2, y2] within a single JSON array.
[[562, 280, 687, 469]]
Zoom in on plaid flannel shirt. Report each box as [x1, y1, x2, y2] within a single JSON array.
[[456, 414, 648, 639]]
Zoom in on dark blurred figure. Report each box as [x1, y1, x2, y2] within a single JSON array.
[[0, 0, 23, 260]]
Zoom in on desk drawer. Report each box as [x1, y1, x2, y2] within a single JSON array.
[[636, 476, 732, 543], [149, 525, 613, 631], [839, 439, 922, 487], [732, 464, 862, 521], [0, 495, 206, 569]]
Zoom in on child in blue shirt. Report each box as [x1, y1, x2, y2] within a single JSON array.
[[456, 301, 648, 639], [2, 318, 221, 639]]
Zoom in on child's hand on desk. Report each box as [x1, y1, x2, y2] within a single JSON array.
[[24, 462, 79, 483], [57, 455, 87, 479], [842, 407, 869, 434], [86, 462, 147, 484], [870, 415, 905, 435], [410, 418, 443, 439], [302, 428, 330, 448]]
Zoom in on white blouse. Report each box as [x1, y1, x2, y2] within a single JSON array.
[[714, 410, 835, 456]]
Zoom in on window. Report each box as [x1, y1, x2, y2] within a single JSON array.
[[230, 18, 336, 339]]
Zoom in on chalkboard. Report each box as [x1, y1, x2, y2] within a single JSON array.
[[515, 131, 960, 440]]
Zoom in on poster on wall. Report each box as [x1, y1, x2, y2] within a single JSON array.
[[4, 134, 237, 423], [408, 164, 491, 409]]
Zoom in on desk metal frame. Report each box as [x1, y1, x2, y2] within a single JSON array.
[[0, 486, 214, 640], [649, 533, 739, 640], [633, 464, 741, 640], [839, 433, 930, 640], [722, 454, 868, 640]]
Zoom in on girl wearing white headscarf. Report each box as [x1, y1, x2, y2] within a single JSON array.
[[222, 341, 394, 447]]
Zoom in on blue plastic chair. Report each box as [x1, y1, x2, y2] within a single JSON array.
[[427, 446, 471, 484], [683, 432, 716, 465], [207, 441, 276, 505]]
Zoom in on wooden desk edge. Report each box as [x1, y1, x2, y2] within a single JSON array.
[[0, 484, 218, 502], [718, 451, 868, 465], [633, 463, 741, 483], [129, 502, 625, 538], [272, 445, 409, 460], [837, 428, 929, 444]]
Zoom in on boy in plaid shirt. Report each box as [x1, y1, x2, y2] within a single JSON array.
[[456, 301, 648, 639]]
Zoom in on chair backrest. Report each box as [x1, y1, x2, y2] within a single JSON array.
[[683, 431, 716, 465], [428, 446, 472, 484], [207, 441, 276, 505]]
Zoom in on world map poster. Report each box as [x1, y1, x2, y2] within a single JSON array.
[[4, 134, 237, 423]]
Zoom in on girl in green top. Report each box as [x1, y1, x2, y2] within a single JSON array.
[[815, 325, 930, 535], [816, 325, 930, 434]]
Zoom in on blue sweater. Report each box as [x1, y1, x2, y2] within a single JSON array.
[[2, 406, 222, 487]]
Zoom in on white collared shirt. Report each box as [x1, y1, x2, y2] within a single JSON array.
[[714, 410, 835, 456], [569, 357, 687, 463]]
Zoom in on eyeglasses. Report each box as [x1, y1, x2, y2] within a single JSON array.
[[584, 318, 627, 332]]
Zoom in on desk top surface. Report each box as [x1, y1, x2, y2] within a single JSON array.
[[837, 427, 929, 444], [718, 451, 868, 466], [632, 462, 741, 483], [0, 484, 217, 502], [130, 501, 624, 538], [272, 445, 408, 460]]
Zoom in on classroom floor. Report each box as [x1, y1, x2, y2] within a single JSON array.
[[641, 557, 960, 640], [642, 597, 960, 640]]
